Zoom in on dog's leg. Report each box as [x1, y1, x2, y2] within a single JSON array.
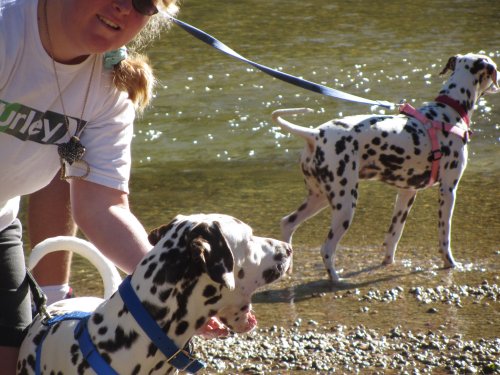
[[321, 182, 359, 282], [281, 192, 328, 273], [321, 206, 355, 282], [382, 189, 417, 265], [280, 192, 328, 243], [438, 183, 458, 268]]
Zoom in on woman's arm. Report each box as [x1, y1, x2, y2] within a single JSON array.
[[70, 179, 152, 274]]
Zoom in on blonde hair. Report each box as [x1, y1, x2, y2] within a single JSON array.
[[111, 0, 179, 113]]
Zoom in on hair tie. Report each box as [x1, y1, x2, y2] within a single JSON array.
[[103, 46, 128, 69]]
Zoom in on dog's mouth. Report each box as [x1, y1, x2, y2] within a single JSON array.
[[196, 312, 257, 339]]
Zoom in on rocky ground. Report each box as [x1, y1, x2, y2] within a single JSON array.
[[193, 281, 500, 374]]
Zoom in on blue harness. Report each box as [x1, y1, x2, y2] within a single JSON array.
[[35, 276, 205, 374]]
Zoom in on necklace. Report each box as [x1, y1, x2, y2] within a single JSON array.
[[43, 0, 94, 180]]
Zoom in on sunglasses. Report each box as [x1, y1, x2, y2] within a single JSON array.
[[132, 0, 158, 16]]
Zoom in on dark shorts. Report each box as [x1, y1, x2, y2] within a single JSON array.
[[0, 219, 31, 347]]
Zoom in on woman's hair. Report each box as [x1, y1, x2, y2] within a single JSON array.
[[111, 0, 179, 113]]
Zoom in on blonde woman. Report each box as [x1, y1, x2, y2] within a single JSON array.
[[0, 1, 178, 373]]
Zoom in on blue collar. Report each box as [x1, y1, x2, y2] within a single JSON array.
[[118, 276, 206, 373]]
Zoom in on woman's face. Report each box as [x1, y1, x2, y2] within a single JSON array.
[[59, 0, 152, 55]]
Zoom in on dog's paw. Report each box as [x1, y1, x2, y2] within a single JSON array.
[[381, 256, 394, 266], [444, 261, 462, 270]]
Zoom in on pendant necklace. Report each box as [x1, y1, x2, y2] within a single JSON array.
[[43, 0, 95, 180]]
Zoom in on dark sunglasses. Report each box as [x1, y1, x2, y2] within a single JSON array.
[[132, 0, 158, 16]]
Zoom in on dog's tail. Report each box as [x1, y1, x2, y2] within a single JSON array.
[[28, 236, 122, 299], [272, 108, 318, 148]]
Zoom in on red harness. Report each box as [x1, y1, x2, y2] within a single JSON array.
[[399, 95, 470, 187]]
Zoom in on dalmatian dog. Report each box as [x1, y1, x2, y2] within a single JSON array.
[[272, 53, 498, 282], [17, 214, 292, 374]]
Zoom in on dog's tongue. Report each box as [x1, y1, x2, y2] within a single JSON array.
[[197, 313, 258, 339], [246, 311, 257, 330], [197, 317, 230, 339]]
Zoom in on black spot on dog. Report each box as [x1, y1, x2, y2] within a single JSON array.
[[337, 159, 346, 177], [132, 364, 141, 375], [262, 268, 282, 283], [315, 146, 326, 164], [175, 321, 189, 336], [408, 171, 431, 188], [195, 317, 207, 330], [335, 138, 347, 154], [203, 285, 217, 297], [379, 154, 405, 170], [204, 295, 222, 305], [390, 145, 405, 155], [144, 262, 158, 279], [159, 288, 172, 303], [70, 344, 80, 365], [92, 314, 104, 325], [143, 301, 169, 321], [97, 326, 139, 353]]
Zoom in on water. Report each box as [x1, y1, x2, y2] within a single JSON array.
[[34, 0, 500, 342]]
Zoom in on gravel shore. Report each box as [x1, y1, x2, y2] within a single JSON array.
[[193, 281, 500, 374]]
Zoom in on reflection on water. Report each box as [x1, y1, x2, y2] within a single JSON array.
[[37, 0, 500, 341]]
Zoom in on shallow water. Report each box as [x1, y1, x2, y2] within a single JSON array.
[[30, 0, 500, 343]]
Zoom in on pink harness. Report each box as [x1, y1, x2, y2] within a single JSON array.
[[399, 95, 470, 187]]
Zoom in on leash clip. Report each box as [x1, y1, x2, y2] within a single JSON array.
[[397, 99, 407, 112], [26, 269, 53, 322]]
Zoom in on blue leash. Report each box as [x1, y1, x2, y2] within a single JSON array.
[[167, 15, 395, 109]]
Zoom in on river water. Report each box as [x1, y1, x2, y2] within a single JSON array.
[[34, 0, 500, 343]]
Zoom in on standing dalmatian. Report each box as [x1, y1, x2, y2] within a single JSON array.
[[272, 53, 498, 282]]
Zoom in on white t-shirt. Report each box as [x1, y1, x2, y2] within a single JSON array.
[[0, 0, 136, 231]]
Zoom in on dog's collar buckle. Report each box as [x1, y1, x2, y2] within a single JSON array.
[[166, 346, 200, 372]]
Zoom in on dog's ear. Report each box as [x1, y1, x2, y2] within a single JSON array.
[[440, 56, 457, 75], [485, 63, 499, 94], [148, 217, 182, 246], [187, 221, 235, 290]]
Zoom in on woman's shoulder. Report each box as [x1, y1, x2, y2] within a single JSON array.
[[90, 64, 135, 121]]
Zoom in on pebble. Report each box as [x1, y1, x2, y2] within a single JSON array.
[[193, 325, 500, 374], [191, 282, 500, 374]]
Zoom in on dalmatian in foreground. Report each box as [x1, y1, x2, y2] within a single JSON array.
[[18, 214, 292, 374], [272, 53, 498, 282]]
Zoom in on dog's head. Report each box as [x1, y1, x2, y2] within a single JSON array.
[[141, 214, 292, 337], [440, 53, 499, 99]]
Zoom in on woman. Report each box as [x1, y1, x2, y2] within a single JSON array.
[[0, 0, 178, 373]]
